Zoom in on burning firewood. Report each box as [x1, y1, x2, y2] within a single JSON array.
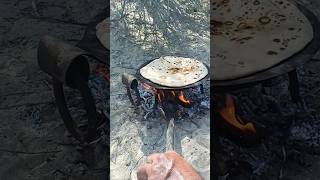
[[214, 94, 265, 146], [216, 94, 256, 135]]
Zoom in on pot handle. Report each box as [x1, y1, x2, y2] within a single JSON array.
[[122, 73, 141, 107]]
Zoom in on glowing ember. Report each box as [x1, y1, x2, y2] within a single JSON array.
[[155, 89, 192, 108], [141, 82, 154, 90], [178, 91, 191, 106], [217, 94, 256, 134], [139, 81, 193, 108], [134, 81, 208, 120]]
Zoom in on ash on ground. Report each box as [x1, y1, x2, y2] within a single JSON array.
[[215, 26, 320, 180], [0, 0, 108, 179]]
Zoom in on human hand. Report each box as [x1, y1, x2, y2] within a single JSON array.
[[137, 151, 202, 180]]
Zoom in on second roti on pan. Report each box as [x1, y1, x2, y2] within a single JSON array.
[[140, 56, 208, 87], [211, 0, 314, 80]]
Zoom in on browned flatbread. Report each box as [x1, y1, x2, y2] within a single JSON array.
[[140, 56, 208, 87], [211, 0, 313, 80], [96, 18, 110, 49]]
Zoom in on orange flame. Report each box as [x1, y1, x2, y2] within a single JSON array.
[[157, 90, 165, 103], [178, 91, 191, 105], [140, 82, 192, 107], [158, 90, 191, 107], [141, 82, 153, 90], [218, 95, 256, 134]]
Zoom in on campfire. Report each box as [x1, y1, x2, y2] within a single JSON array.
[[122, 73, 209, 120], [122, 65, 209, 154], [155, 88, 192, 108], [121, 56, 209, 120]]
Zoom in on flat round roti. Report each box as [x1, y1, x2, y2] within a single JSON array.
[[96, 18, 110, 49], [140, 56, 208, 87], [211, 0, 313, 80]]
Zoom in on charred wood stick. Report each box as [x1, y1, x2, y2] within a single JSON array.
[[166, 118, 175, 151]]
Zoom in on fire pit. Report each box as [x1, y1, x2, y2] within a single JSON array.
[[212, 3, 320, 103], [122, 57, 209, 120], [211, 2, 320, 178], [212, 2, 320, 140]]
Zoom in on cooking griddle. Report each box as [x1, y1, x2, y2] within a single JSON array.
[[136, 58, 210, 90], [212, 3, 320, 95]]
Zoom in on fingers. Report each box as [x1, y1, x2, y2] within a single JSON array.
[[137, 153, 173, 180], [137, 151, 202, 180], [137, 163, 151, 180], [157, 153, 173, 172]]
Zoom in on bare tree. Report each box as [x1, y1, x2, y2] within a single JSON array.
[[111, 0, 209, 53]]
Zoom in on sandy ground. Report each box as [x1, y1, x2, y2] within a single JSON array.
[[109, 1, 210, 179], [0, 0, 107, 179], [272, 1, 320, 179]]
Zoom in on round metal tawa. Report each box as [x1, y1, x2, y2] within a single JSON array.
[[212, 3, 320, 89], [136, 57, 210, 90], [77, 7, 109, 65]]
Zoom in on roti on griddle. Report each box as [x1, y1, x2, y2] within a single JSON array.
[[96, 18, 110, 49], [140, 56, 208, 87], [211, 0, 314, 80]]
